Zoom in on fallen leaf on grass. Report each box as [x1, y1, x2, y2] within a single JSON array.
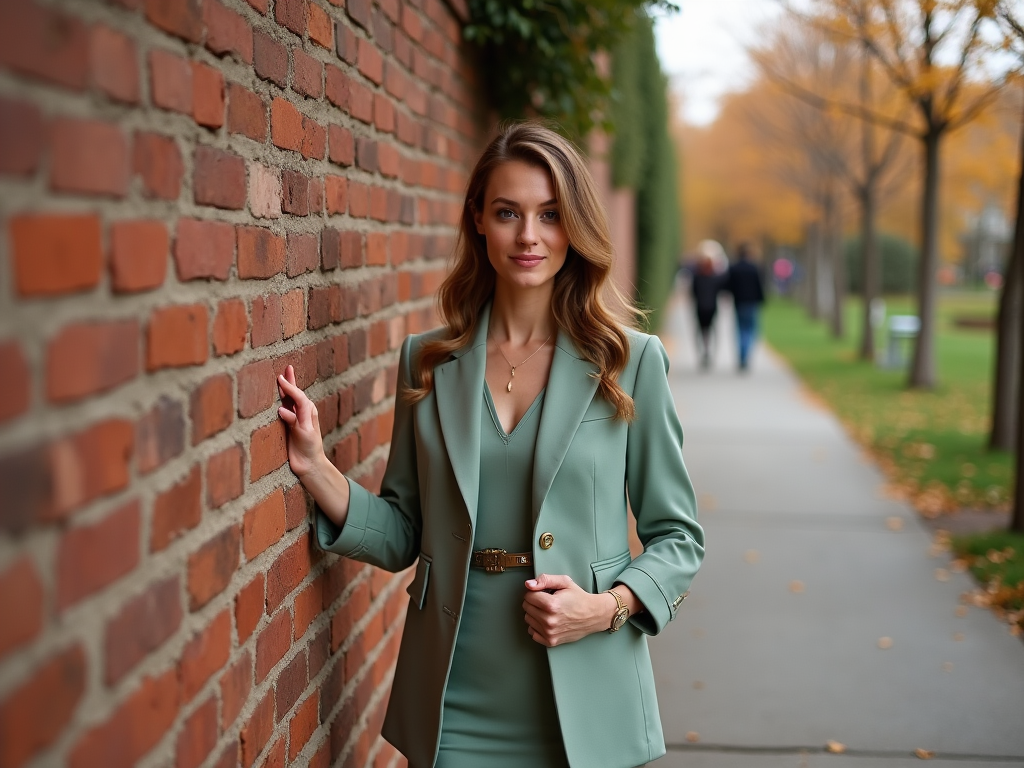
[[934, 568, 949, 582], [789, 580, 805, 593], [686, 732, 700, 743], [744, 550, 759, 564], [914, 748, 936, 759], [950, 559, 968, 573], [877, 636, 893, 649], [825, 741, 846, 754], [886, 517, 904, 531]]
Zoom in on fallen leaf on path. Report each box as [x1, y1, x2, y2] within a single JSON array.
[[789, 580, 805, 593], [692, 681, 704, 690], [955, 606, 968, 617], [744, 550, 759, 563], [886, 517, 904, 531], [877, 636, 893, 649], [934, 568, 949, 582], [914, 748, 936, 759], [686, 732, 700, 743], [951, 559, 968, 573], [825, 741, 846, 754], [698, 493, 718, 511], [953, 633, 965, 642], [942, 662, 953, 672]]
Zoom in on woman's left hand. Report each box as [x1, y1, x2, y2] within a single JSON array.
[[522, 574, 620, 646]]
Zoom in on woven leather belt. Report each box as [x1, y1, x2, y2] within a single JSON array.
[[471, 548, 533, 574]]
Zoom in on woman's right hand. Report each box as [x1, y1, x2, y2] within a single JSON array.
[[277, 364, 326, 479]]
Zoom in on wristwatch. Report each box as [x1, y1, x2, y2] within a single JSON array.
[[606, 589, 629, 632]]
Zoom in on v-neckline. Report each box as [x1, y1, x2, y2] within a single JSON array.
[[483, 383, 545, 441]]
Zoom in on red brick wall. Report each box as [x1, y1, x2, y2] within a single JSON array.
[[0, 0, 480, 765]]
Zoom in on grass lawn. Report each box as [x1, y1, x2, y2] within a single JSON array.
[[762, 292, 1015, 517], [949, 529, 1024, 634]]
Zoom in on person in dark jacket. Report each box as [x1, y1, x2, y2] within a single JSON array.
[[690, 252, 724, 369], [725, 242, 766, 371]]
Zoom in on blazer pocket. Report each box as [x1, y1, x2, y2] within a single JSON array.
[[581, 397, 617, 422], [590, 550, 632, 593], [406, 553, 432, 610]]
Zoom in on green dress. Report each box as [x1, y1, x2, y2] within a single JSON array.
[[434, 386, 569, 768]]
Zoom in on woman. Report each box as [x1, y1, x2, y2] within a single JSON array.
[[277, 122, 704, 768], [690, 244, 726, 369]]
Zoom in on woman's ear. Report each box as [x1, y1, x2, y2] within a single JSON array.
[[471, 203, 485, 235]]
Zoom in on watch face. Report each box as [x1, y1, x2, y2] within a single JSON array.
[[611, 608, 629, 631]]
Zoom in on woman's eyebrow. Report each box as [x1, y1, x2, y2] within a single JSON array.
[[489, 197, 558, 207]]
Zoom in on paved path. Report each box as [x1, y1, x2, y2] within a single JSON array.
[[647, 293, 1024, 768]]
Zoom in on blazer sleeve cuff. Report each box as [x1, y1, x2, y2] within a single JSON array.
[[615, 565, 671, 636], [314, 476, 374, 556]]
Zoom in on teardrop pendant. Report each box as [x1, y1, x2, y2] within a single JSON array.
[[506, 380, 512, 392]]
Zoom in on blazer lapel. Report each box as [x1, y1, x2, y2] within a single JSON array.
[[532, 327, 600, 523], [434, 303, 490, 530]]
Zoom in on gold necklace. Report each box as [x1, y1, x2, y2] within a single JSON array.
[[490, 333, 552, 392]]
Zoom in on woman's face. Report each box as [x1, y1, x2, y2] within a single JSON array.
[[474, 160, 569, 296]]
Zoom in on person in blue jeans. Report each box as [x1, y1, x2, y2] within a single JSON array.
[[725, 243, 765, 371]]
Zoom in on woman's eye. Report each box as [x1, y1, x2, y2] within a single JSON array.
[[540, 210, 559, 222], [497, 209, 516, 220]]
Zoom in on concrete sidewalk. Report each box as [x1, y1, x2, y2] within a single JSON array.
[[647, 295, 1024, 768]]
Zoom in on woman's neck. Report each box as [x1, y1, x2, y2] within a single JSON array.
[[489, 283, 557, 344]]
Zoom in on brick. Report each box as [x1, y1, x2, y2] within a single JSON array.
[[237, 226, 286, 278], [150, 49, 193, 113], [328, 124, 354, 167], [104, 576, 182, 685], [347, 0, 372, 30], [176, 696, 218, 768], [375, 94, 396, 133], [350, 79, 373, 123], [250, 162, 282, 219], [0, 557, 44, 660], [290, 692, 319, 760], [336, 20, 358, 63], [228, 83, 267, 141], [237, 358, 276, 417], [356, 137, 378, 172], [0, 444, 50, 533], [247, 0, 269, 13], [325, 65, 350, 110], [146, 0, 203, 42], [379, 142, 400, 178], [342, 231, 363, 269], [293, 50, 324, 99], [175, 218, 235, 281], [192, 62, 225, 128], [309, 4, 333, 48], [254, 31, 287, 86], [90, 25, 139, 103], [220, 651, 252, 729], [283, 290, 306, 338], [325, 175, 348, 214], [0, 98, 43, 176], [268, 533, 313, 612], [180, 610, 231, 702], [285, 233, 319, 278], [133, 131, 184, 199], [276, 0, 308, 35], [255, 608, 291, 683], [205, 0, 253, 63], [271, 97, 303, 152], [110, 219, 167, 293], [191, 374, 233, 444], [281, 170, 310, 215], [357, 37, 383, 84], [275, 649, 307, 720], [11, 213, 101, 297], [367, 232, 388, 266], [293, 574, 322, 640], [187, 525, 240, 610], [330, 580, 369, 651], [194, 145, 246, 209], [0, 646, 86, 768], [151, 465, 202, 552], [0, 1, 87, 90], [308, 286, 337, 329], [251, 293, 282, 348], [236, 573, 265, 643], [46, 317, 138, 404], [206, 444, 244, 508], [309, 178, 324, 213], [243, 489, 285, 560], [137, 397, 185, 473], [68, 668, 178, 768], [147, 304, 209, 370], [251, 420, 287, 481], [240, 692, 274, 768], [55, 499, 139, 611], [370, 185, 388, 220], [321, 229, 340, 270], [309, 627, 330, 680], [214, 299, 247, 356]]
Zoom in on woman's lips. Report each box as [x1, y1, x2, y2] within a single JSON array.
[[510, 254, 543, 267]]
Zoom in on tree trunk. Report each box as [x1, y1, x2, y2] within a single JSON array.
[[831, 190, 846, 339], [909, 129, 941, 389], [990, 100, 1024, 452], [807, 220, 822, 319], [1013, 246, 1024, 531], [859, 183, 880, 360]]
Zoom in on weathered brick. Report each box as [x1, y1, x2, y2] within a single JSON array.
[[276, 0, 308, 35], [207, 444, 244, 508], [330, 580, 369, 651], [220, 651, 252, 729], [357, 37, 383, 84], [243, 488, 286, 560], [45, 318, 138, 403], [286, 233, 319, 277], [146, 0, 204, 42], [309, 178, 324, 213], [237, 226, 286, 279], [254, 31, 287, 86], [267, 533, 313, 612], [0, 97, 44, 176], [375, 93, 396, 133], [236, 573, 265, 644], [289, 692, 320, 760], [45, 418, 133, 523], [205, 0, 254, 63], [187, 525, 240, 610], [56, 499, 139, 610], [251, 293, 283, 348], [0, 557, 44, 660], [192, 62, 225, 128], [275, 649, 307, 720], [237, 358, 276, 417], [150, 49, 193, 113], [293, 49, 324, 98], [176, 696, 218, 768], [293, 573, 322, 641], [68, 668, 178, 768], [336, 19, 358, 63], [281, 170, 310, 215], [240, 691, 274, 768], [379, 141, 400, 178], [249, 162, 282, 219], [255, 608, 291, 683], [133, 131, 184, 199], [175, 218, 235, 281], [328, 124, 354, 167], [228, 83, 267, 141], [110, 219, 168, 293], [325, 65, 350, 111], [137, 396, 185, 474], [214, 299, 248, 356], [347, 0, 372, 30], [271, 97, 303, 152], [355, 137, 378, 172], [191, 374, 233, 445], [90, 25, 139, 103], [283, 290, 306, 338], [0, 646, 86, 768], [325, 175, 348, 214], [309, 4, 333, 49], [147, 304, 209, 370], [250, 420, 287, 481], [349, 79, 374, 123], [151, 465, 202, 552], [180, 610, 231, 702], [348, 180, 369, 217], [11, 213, 102, 297], [104, 576, 182, 684], [194, 145, 246, 209]]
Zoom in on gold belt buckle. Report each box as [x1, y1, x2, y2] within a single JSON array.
[[477, 548, 507, 573]]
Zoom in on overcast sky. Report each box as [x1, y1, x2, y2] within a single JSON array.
[[653, 1, 784, 126]]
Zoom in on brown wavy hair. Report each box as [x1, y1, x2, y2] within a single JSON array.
[[406, 121, 644, 420]]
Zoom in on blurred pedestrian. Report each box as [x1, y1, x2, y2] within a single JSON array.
[[725, 242, 766, 371], [690, 242, 726, 369]]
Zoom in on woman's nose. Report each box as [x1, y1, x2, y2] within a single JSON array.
[[517, 219, 538, 245]]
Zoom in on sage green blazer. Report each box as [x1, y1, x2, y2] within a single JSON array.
[[316, 304, 704, 768]]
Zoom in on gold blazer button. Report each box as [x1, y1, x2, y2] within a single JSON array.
[[539, 532, 554, 550]]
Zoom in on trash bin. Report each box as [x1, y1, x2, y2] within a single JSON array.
[[882, 315, 920, 369]]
